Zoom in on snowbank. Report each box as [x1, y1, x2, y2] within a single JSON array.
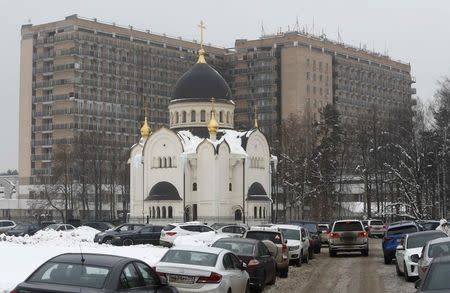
[[173, 231, 229, 247], [0, 226, 168, 292]]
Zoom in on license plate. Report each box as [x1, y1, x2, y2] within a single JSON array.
[[168, 274, 195, 284], [343, 237, 355, 242]]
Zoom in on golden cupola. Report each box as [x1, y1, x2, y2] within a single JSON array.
[[208, 97, 219, 135], [140, 116, 151, 138]]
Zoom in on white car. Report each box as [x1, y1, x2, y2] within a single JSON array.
[[273, 224, 310, 266], [0, 220, 16, 233], [395, 230, 447, 281], [216, 224, 247, 238], [155, 246, 250, 293], [160, 222, 215, 247], [418, 236, 450, 280], [41, 223, 75, 232]]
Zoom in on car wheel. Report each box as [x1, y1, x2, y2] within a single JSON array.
[[314, 245, 321, 254], [296, 256, 302, 267], [268, 267, 276, 285], [384, 255, 392, 265], [404, 262, 413, 282], [123, 238, 134, 246], [245, 281, 251, 293], [361, 249, 369, 257], [257, 272, 266, 292], [396, 261, 403, 276], [329, 250, 337, 257], [104, 237, 113, 244], [280, 267, 289, 278]]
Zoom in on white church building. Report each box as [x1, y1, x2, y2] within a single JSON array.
[[129, 39, 276, 225]]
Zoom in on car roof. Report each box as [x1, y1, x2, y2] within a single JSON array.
[[406, 230, 446, 238], [289, 220, 317, 224], [169, 245, 225, 254], [273, 224, 301, 230], [428, 236, 450, 246], [387, 221, 418, 229], [334, 219, 362, 223], [49, 253, 133, 267], [214, 237, 259, 244]]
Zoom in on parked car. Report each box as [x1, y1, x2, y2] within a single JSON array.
[[211, 223, 235, 230], [415, 255, 450, 292], [395, 230, 447, 281], [273, 224, 310, 266], [366, 219, 386, 238], [160, 222, 215, 247], [243, 227, 289, 278], [211, 237, 276, 292], [215, 224, 247, 238], [418, 237, 450, 280], [11, 253, 178, 293], [289, 220, 321, 253], [94, 223, 145, 244], [328, 220, 369, 257], [42, 223, 75, 232], [111, 225, 164, 246], [154, 246, 249, 293], [318, 223, 330, 244], [83, 221, 115, 232], [382, 221, 422, 264], [39, 221, 56, 229], [6, 223, 39, 236], [0, 220, 16, 233], [420, 220, 441, 231]]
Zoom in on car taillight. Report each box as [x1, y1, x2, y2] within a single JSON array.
[[358, 231, 368, 237], [9, 291, 18, 293], [152, 267, 166, 277], [282, 243, 288, 253], [421, 266, 428, 273], [329, 232, 340, 238], [197, 272, 222, 283], [165, 231, 177, 236], [248, 258, 260, 267]]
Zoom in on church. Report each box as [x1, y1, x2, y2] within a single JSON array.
[[129, 23, 276, 225]]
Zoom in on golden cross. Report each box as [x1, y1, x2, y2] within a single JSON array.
[[198, 20, 206, 48]]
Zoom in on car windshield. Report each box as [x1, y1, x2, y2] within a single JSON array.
[[246, 231, 283, 244], [318, 225, 328, 230], [211, 223, 232, 230], [423, 222, 440, 231], [424, 262, 450, 290], [333, 222, 363, 232], [279, 228, 300, 240], [162, 224, 176, 231], [28, 261, 110, 289], [161, 250, 218, 267], [12, 224, 29, 230], [212, 241, 255, 256], [302, 223, 318, 233], [386, 225, 418, 235], [370, 220, 383, 226], [407, 232, 446, 249], [45, 224, 60, 230], [429, 242, 450, 258]]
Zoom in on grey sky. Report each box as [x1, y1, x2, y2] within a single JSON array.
[[1, 0, 449, 171]]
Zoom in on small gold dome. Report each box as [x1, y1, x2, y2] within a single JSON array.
[[140, 117, 151, 138], [208, 110, 219, 134]]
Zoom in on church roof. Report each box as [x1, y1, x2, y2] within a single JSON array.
[[146, 181, 182, 201], [247, 182, 271, 201]]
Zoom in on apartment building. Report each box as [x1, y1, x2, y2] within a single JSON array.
[[19, 15, 228, 185], [228, 31, 415, 146]]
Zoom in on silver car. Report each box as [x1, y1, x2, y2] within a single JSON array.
[[329, 220, 369, 257], [418, 236, 450, 280], [0, 220, 16, 233]]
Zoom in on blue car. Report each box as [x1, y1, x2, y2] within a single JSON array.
[[382, 221, 422, 264]]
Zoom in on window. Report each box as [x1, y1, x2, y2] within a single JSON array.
[[226, 112, 230, 123], [229, 183, 232, 191], [175, 112, 179, 123], [254, 207, 257, 218], [234, 209, 242, 221], [158, 158, 162, 168], [119, 263, 142, 289], [191, 110, 196, 122], [306, 72, 310, 80], [223, 253, 234, 270], [162, 206, 166, 218], [307, 85, 310, 95], [163, 157, 167, 168], [149, 207, 151, 218], [168, 206, 173, 218], [157, 207, 161, 219], [219, 111, 223, 122], [168, 157, 172, 167], [182, 111, 186, 123], [152, 207, 155, 218], [259, 207, 262, 219], [193, 182, 197, 191], [200, 110, 206, 122], [135, 262, 160, 286], [263, 207, 266, 218]]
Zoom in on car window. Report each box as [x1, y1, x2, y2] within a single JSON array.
[[162, 224, 176, 231], [132, 225, 143, 231], [230, 254, 241, 269], [119, 263, 143, 289], [370, 220, 383, 226], [407, 232, 446, 249], [222, 226, 234, 233], [117, 225, 131, 232], [153, 226, 164, 232], [245, 231, 283, 244], [65, 225, 74, 230], [333, 222, 363, 231], [429, 242, 450, 258], [28, 261, 110, 289], [301, 229, 306, 238], [201, 226, 213, 232], [387, 225, 418, 235], [258, 242, 270, 256], [279, 228, 300, 240], [423, 262, 450, 290], [423, 222, 440, 230], [213, 241, 254, 256], [140, 227, 153, 233], [181, 225, 199, 232], [222, 253, 234, 270], [161, 250, 218, 267], [56, 225, 65, 231], [135, 262, 160, 286]]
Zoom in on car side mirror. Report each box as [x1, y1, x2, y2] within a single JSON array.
[[159, 276, 168, 285], [396, 245, 405, 251], [414, 279, 421, 289], [240, 261, 247, 271], [284, 239, 288, 244]]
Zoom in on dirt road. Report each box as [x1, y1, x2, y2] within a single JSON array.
[[265, 238, 415, 293]]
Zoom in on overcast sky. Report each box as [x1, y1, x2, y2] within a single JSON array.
[[1, 0, 449, 171]]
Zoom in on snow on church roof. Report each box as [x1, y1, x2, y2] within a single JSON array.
[[177, 129, 253, 156]]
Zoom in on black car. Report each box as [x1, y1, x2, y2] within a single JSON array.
[[111, 225, 164, 246], [94, 223, 145, 244], [420, 220, 441, 231], [290, 220, 321, 253], [6, 223, 40, 236], [11, 253, 178, 293], [415, 255, 450, 292], [84, 221, 115, 232], [212, 237, 277, 292]]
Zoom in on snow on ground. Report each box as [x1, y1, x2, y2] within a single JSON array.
[[0, 226, 168, 292]]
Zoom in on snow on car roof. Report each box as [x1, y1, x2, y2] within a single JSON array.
[[272, 224, 301, 230], [168, 245, 226, 254]]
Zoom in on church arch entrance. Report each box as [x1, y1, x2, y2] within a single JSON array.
[[234, 209, 242, 221]]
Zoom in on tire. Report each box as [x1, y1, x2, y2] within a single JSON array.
[[279, 267, 288, 278], [384, 255, 392, 265], [123, 238, 134, 246], [257, 272, 266, 292], [104, 237, 113, 245], [268, 268, 276, 285], [314, 244, 321, 254], [244, 282, 250, 293], [361, 249, 369, 257], [329, 250, 337, 257], [396, 261, 403, 276], [309, 248, 314, 259], [404, 262, 414, 282], [295, 256, 302, 267]]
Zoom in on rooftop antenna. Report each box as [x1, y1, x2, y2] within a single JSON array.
[[337, 26, 343, 43], [261, 20, 265, 36], [312, 17, 315, 35], [79, 244, 85, 264], [294, 16, 300, 32], [384, 41, 389, 56]]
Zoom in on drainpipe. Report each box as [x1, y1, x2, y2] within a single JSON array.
[[242, 158, 246, 224]]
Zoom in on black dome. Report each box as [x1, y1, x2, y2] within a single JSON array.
[[172, 63, 232, 101]]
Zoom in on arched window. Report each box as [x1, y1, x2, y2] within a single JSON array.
[[162, 206, 167, 218], [149, 207, 151, 218], [259, 207, 262, 219], [168, 157, 172, 168], [191, 110, 196, 122], [182, 111, 186, 123], [263, 207, 266, 218], [235, 209, 242, 221], [152, 207, 155, 218], [226, 112, 230, 123], [193, 182, 197, 191], [229, 183, 232, 191], [200, 110, 206, 122], [158, 157, 162, 168], [157, 207, 161, 218], [254, 207, 257, 218], [219, 111, 223, 122], [175, 112, 179, 123], [168, 206, 173, 218], [163, 157, 167, 168]]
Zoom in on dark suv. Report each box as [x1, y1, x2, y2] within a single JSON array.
[[382, 221, 422, 264], [290, 220, 321, 253]]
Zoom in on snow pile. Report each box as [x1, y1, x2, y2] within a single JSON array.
[[0, 226, 99, 245], [173, 231, 229, 247]]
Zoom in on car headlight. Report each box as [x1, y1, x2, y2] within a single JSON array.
[[409, 254, 420, 263], [289, 245, 300, 251]]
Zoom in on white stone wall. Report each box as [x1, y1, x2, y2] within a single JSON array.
[[169, 101, 235, 129]]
